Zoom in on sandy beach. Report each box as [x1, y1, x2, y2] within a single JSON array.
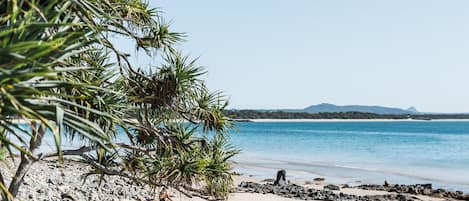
[[0, 158, 457, 201]]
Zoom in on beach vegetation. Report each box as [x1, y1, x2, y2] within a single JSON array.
[[0, 0, 237, 200]]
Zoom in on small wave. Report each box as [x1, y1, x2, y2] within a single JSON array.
[[239, 129, 469, 141], [235, 157, 469, 186]]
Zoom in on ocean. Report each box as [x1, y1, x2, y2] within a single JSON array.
[[17, 120, 469, 192], [230, 121, 469, 192]]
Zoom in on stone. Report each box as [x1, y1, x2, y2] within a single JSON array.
[[314, 177, 325, 181], [47, 178, 55, 185], [422, 184, 432, 189], [435, 188, 446, 193], [239, 181, 249, 188], [261, 178, 275, 183], [422, 188, 432, 195], [463, 194, 469, 201], [324, 184, 340, 191], [61, 193, 77, 201]]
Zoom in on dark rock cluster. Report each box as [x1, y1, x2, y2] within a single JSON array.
[[324, 184, 341, 191], [353, 183, 469, 200], [238, 182, 419, 201]]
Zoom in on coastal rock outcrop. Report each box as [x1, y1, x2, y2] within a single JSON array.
[[352, 183, 469, 200], [324, 184, 340, 191], [238, 181, 418, 201]]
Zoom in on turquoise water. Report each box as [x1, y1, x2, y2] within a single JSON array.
[[13, 121, 469, 192], [230, 121, 469, 192]]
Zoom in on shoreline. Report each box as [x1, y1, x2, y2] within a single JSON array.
[[236, 119, 469, 122], [233, 160, 469, 193], [3, 158, 463, 201], [9, 118, 469, 124]]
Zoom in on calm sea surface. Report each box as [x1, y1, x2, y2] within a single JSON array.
[[22, 121, 469, 192], [229, 121, 469, 192]]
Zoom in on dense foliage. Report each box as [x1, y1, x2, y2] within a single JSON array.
[[0, 0, 237, 200], [226, 110, 469, 120]]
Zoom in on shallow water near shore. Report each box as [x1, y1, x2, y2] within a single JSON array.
[[230, 121, 469, 192], [11, 121, 469, 193]]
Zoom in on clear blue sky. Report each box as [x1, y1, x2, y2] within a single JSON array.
[[124, 1, 469, 113]]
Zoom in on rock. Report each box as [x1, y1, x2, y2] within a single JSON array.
[[422, 184, 432, 189], [239, 181, 249, 188], [47, 178, 55, 185], [239, 180, 430, 201], [274, 169, 287, 186], [261, 178, 275, 183], [61, 193, 77, 201], [435, 188, 446, 193], [324, 184, 340, 191], [464, 194, 469, 201], [314, 177, 325, 182], [422, 188, 432, 195]]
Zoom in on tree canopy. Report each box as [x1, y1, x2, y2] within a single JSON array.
[[0, 0, 237, 200]]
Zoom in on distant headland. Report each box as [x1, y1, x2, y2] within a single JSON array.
[[298, 103, 419, 115], [226, 103, 469, 120]]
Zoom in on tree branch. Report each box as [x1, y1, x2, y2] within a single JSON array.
[[8, 121, 46, 197], [0, 170, 9, 200], [42, 143, 158, 159], [42, 145, 97, 158], [42, 146, 211, 199], [116, 143, 157, 153]]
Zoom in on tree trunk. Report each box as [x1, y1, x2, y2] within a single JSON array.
[[7, 152, 33, 198], [7, 122, 46, 199]]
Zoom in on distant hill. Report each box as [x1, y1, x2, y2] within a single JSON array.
[[225, 110, 469, 120], [301, 103, 418, 115]]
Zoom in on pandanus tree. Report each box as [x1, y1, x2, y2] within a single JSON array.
[[0, 0, 237, 200]]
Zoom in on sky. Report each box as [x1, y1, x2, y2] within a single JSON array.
[[119, 1, 469, 113]]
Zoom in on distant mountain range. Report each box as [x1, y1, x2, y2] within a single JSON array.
[[299, 103, 419, 115], [227, 103, 469, 119], [268, 103, 419, 115]]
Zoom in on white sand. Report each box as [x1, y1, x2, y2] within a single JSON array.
[[2, 157, 446, 201]]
